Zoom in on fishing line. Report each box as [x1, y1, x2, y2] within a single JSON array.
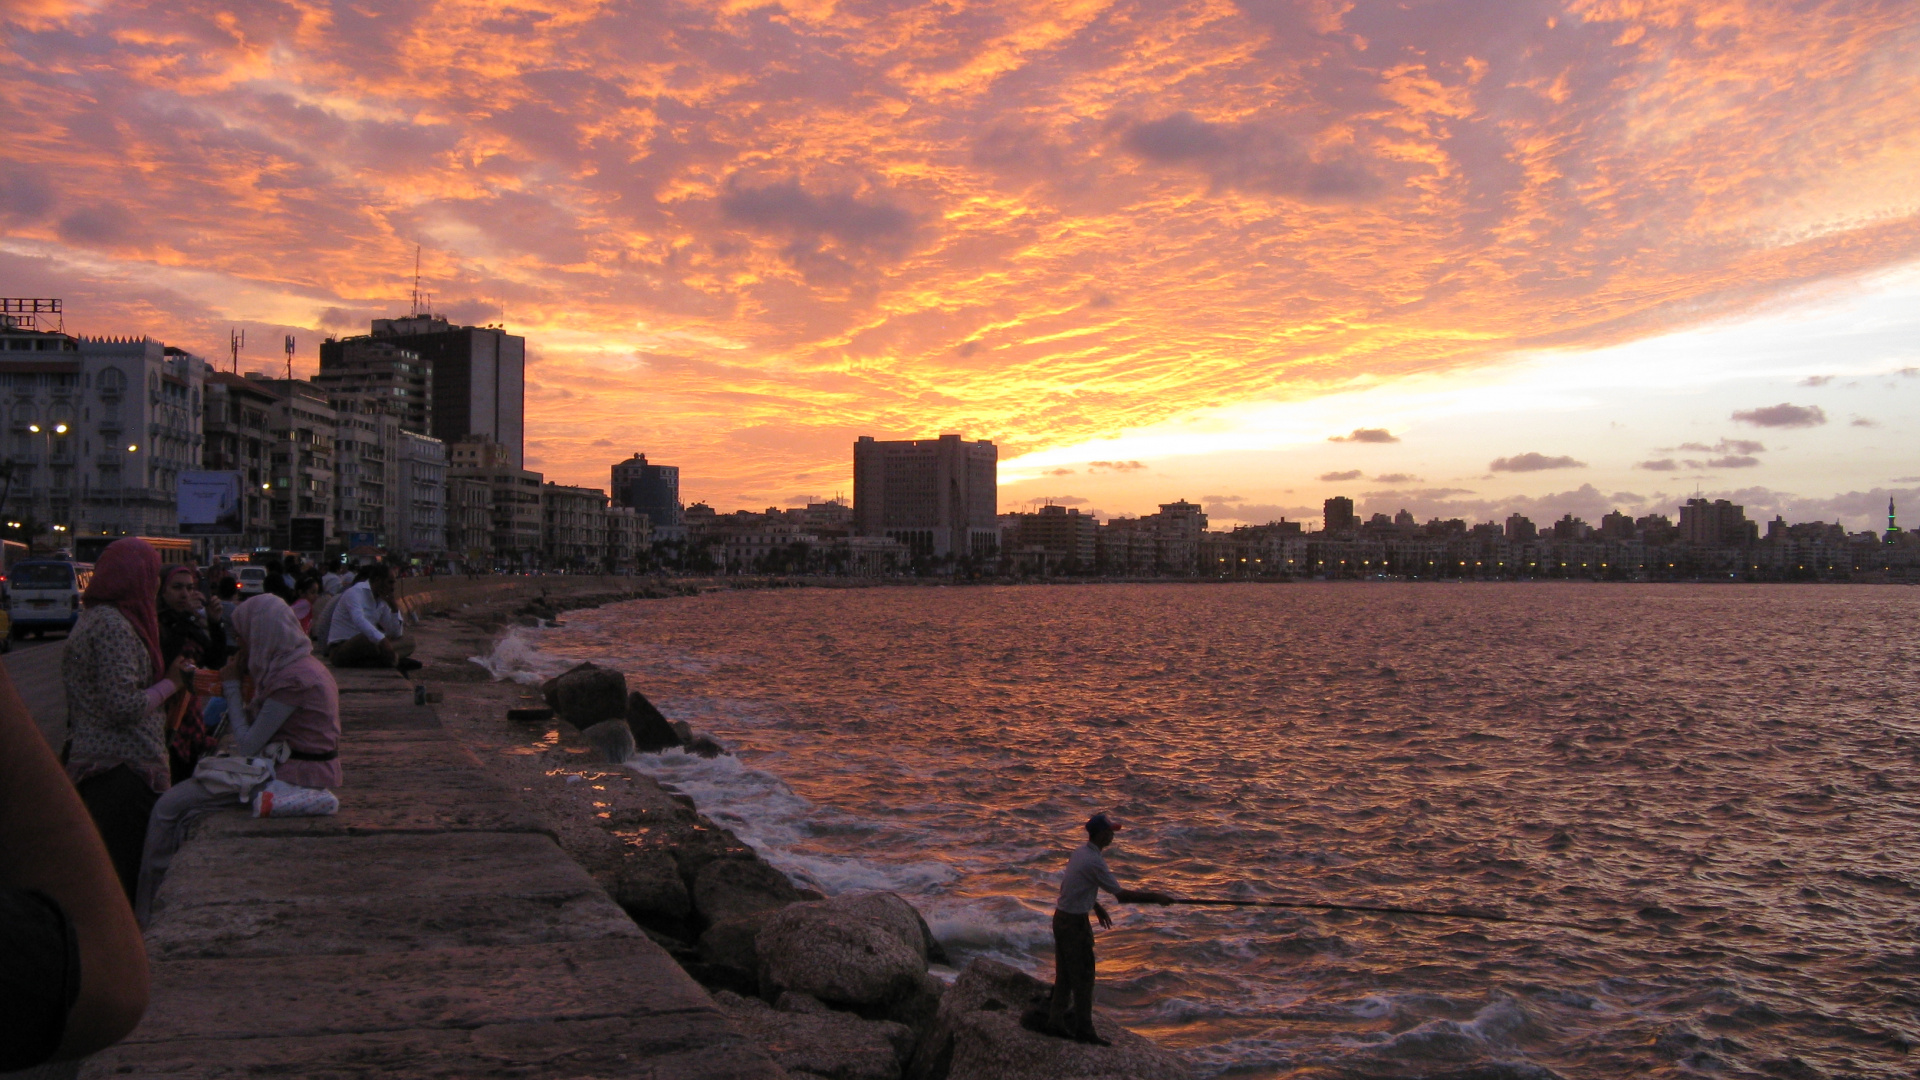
[[1163, 897, 1630, 935]]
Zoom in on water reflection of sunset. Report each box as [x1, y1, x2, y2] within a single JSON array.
[[2, 1, 1914, 510]]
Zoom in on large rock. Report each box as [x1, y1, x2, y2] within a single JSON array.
[[627, 689, 683, 752], [608, 846, 691, 925], [699, 914, 779, 996], [581, 719, 636, 763], [819, 892, 950, 968], [714, 990, 914, 1080], [540, 662, 628, 726], [757, 894, 931, 1014], [692, 858, 811, 994], [905, 959, 1192, 1080], [694, 857, 808, 925]]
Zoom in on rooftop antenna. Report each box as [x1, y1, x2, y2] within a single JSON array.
[[284, 334, 296, 381], [228, 327, 245, 373], [410, 244, 422, 316]]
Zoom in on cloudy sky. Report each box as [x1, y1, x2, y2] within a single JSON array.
[[2, 0, 1915, 529]]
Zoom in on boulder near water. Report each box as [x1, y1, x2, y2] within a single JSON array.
[[626, 689, 683, 752], [608, 847, 690, 926], [539, 662, 628, 726], [694, 857, 813, 994], [757, 892, 943, 1025], [581, 719, 636, 762], [905, 959, 1193, 1080]]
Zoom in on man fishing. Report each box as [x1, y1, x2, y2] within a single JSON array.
[[1043, 813, 1174, 1045]]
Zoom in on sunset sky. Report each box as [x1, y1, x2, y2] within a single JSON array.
[[2, 0, 1915, 529]]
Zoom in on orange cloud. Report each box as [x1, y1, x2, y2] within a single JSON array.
[[0, 0, 1914, 506]]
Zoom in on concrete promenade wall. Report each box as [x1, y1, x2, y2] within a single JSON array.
[[81, 663, 784, 1079]]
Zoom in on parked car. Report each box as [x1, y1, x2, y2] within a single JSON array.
[[9, 560, 93, 638], [236, 565, 269, 596]]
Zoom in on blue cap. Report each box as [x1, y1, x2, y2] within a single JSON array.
[[1086, 813, 1118, 834]]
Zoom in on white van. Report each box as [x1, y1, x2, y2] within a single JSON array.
[[9, 560, 93, 638], [236, 565, 269, 596]]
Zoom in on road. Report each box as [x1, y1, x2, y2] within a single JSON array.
[[3, 633, 67, 749]]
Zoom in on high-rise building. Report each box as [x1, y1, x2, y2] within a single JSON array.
[[397, 430, 446, 558], [852, 434, 998, 559], [1679, 498, 1756, 546], [1323, 496, 1357, 534], [330, 396, 399, 549], [203, 373, 281, 549], [246, 376, 337, 551], [360, 315, 525, 465], [611, 452, 681, 529], [315, 337, 432, 435], [1004, 504, 1097, 570]]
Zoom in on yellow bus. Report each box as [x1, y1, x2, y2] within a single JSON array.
[[73, 535, 196, 567]]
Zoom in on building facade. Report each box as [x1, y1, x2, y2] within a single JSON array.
[[202, 373, 280, 550], [851, 434, 998, 560], [315, 337, 432, 435], [1003, 504, 1096, 572], [331, 397, 399, 550], [248, 376, 337, 552], [362, 315, 525, 465], [397, 430, 446, 558], [446, 475, 492, 565], [610, 452, 682, 537], [449, 436, 540, 564], [542, 483, 608, 569], [604, 504, 645, 571]]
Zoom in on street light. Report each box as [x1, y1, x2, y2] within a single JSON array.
[[25, 422, 72, 534], [116, 443, 141, 535]]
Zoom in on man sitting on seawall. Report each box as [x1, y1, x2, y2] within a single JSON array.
[[323, 563, 418, 671]]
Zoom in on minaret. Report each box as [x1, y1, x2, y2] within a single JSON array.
[[1889, 496, 1901, 543]]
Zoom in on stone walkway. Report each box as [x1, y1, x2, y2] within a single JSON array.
[[79, 664, 784, 1079]]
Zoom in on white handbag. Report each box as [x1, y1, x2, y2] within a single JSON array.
[[191, 746, 286, 801]]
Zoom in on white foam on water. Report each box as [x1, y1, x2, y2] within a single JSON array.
[[923, 895, 1054, 958], [618, 744, 959, 899], [472, 625, 581, 685]]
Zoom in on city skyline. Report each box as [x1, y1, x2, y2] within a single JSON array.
[[1, 2, 1915, 528]]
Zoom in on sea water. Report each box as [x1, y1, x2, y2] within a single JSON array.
[[483, 582, 1920, 1078]]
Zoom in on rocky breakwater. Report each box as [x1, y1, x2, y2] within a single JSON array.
[[521, 660, 1193, 1080]]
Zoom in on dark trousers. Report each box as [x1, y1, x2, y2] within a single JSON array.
[[75, 764, 161, 902], [328, 632, 411, 668], [1048, 909, 1097, 1035]]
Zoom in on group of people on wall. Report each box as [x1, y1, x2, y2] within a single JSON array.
[[2, 538, 425, 1070]]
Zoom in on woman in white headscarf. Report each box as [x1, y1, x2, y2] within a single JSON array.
[[133, 595, 342, 923]]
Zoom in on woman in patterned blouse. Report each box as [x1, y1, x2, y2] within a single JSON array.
[[62, 539, 194, 899]]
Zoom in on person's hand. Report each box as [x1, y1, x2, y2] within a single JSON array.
[[165, 654, 194, 689], [202, 591, 221, 623], [1093, 902, 1112, 929]]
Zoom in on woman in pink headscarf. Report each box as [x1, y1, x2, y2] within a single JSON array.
[[63, 538, 195, 899], [134, 595, 341, 923]]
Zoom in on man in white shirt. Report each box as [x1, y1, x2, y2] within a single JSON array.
[[325, 565, 414, 669], [320, 562, 346, 596], [1043, 813, 1171, 1044]]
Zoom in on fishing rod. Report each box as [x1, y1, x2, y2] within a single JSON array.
[[1160, 896, 1624, 935]]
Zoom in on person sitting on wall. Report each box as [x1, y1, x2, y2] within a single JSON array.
[[323, 564, 416, 670]]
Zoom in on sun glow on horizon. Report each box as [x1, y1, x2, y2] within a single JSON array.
[[0, 0, 1915, 519]]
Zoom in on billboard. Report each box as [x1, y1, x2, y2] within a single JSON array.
[[289, 517, 327, 553], [177, 471, 244, 536]]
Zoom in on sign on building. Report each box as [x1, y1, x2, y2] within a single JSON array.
[[176, 471, 244, 536], [289, 516, 327, 553]]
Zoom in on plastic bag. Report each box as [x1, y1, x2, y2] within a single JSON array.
[[251, 779, 340, 818]]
